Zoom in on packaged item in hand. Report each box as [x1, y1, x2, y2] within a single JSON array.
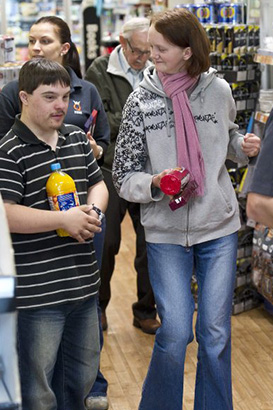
[[84, 109, 98, 134], [160, 167, 190, 196], [160, 167, 198, 211], [168, 180, 198, 211]]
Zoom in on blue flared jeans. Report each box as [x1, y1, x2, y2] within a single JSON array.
[[17, 296, 100, 410], [139, 232, 238, 410]]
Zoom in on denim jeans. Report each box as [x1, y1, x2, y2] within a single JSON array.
[[17, 296, 100, 410], [139, 232, 238, 410]]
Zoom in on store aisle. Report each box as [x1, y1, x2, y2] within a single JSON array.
[[100, 214, 273, 410]]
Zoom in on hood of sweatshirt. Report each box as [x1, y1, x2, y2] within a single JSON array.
[[140, 65, 218, 104]]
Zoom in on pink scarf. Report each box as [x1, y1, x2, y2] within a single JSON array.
[[158, 71, 205, 197]]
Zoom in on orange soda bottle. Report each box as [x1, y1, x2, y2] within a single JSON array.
[[46, 163, 80, 237]]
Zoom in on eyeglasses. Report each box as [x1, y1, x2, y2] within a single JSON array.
[[127, 39, 151, 58]]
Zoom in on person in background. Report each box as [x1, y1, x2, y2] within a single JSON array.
[[85, 17, 160, 338], [0, 16, 110, 410], [0, 58, 109, 410], [112, 9, 260, 410], [247, 108, 273, 227], [0, 16, 109, 160]]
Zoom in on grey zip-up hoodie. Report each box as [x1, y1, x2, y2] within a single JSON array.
[[112, 66, 248, 246]]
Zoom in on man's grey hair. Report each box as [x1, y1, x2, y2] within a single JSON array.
[[121, 17, 150, 40]]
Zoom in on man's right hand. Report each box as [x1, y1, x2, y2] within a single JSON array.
[[61, 205, 102, 243]]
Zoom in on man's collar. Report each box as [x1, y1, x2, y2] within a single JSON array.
[[12, 115, 69, 144], [119, 47, 131, 74], [66, 66, 81, 92], [108, 44, 152, 79]]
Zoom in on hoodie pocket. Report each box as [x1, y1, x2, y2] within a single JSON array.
[[217, 183, 233, 214], [141, 196, 186, 233]]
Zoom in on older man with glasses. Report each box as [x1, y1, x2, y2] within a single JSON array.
[[84, 18, 159, 408]]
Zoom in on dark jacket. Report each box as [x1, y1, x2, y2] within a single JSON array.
[[249, 108, 273, 196], [85, 45, 134, 171]]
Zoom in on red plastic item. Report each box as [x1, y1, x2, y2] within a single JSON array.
[[160, 168, 190, 196]]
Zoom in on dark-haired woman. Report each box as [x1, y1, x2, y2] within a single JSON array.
[[0, 16, 109, 162], [112, 8, 260, 410]]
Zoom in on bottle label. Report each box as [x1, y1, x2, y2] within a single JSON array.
[[48, 192, 79, 212]]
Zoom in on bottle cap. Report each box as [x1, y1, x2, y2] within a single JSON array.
[[160, 173, 182, 195], [51, 163, 61, 171], [160, 168, 190, 196]]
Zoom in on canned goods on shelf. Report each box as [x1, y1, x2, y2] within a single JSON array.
[[218, 3, 243, 24], [195, 4, 215, 23]]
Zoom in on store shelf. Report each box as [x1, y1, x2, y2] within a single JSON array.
[[236, 98, 256, 112], [254, 49, 273, 65], [216, 70, 257, 83], [255, 111, 270, 124]]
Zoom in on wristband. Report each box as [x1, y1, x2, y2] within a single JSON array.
[[92, 204, 105, 221], [97, 146, 103, 160]]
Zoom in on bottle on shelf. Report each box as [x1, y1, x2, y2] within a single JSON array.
[[46, 163, 80, 237]]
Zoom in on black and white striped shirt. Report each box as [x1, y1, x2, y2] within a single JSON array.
[[0, 117, 103, 309]]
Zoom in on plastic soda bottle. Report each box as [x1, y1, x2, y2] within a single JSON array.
[[46, 162, 80, 237]]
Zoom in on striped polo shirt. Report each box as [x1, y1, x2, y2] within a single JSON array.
[[0, 117, 103, 310]]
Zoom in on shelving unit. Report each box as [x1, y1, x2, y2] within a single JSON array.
[[217, 69, 258, 83], [82, 0, 154, 71], [0, 0, 82, 63]]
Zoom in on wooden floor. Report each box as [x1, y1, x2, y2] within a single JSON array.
[[100, 214, 273, 410]]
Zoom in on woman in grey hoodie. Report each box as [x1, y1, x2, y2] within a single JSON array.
[[112, 8, 260, 410]]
